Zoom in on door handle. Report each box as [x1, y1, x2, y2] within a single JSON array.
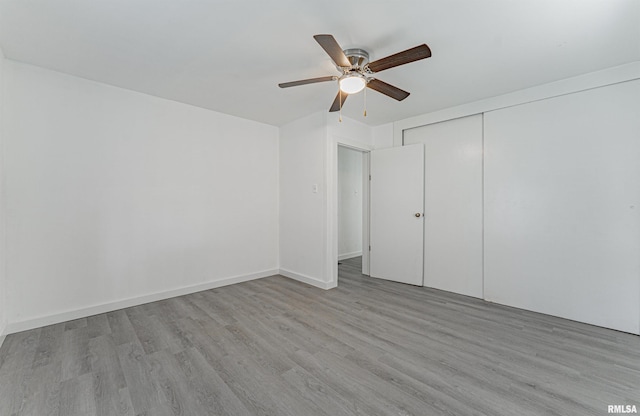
[[415, 213, 422, 218]]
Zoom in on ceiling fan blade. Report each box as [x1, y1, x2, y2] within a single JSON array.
[[329, 91, 348, 112], [367, 79, 410, 101], [367, 44, 431, 73], [313, 34, 351, 68], [279, 76, 336, 88]]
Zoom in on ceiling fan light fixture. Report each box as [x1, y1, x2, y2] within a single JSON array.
[[279, 35, 431, 114], [339, 74, 366, 94]]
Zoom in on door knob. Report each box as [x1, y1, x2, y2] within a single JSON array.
[[415, 213, 422, 218]]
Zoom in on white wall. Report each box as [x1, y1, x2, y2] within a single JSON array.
[[373, 123, 393, 149], [0, 49, 6, 346], [338, 146, 362, 260], [279, 112, 372, 288], [327, 116, 375, 148], [279, 112, 328, 287], [484, 80, 640, 334], [4, 61, 279, 332], [404, 115, 484, 298]]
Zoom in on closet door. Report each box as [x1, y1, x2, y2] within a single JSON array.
[[404, 114, 483, 297]]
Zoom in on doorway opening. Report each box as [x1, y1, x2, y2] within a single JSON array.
[[336, 144, 369, 282]]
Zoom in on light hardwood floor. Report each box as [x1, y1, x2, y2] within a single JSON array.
[[1, 257, 638, 415]]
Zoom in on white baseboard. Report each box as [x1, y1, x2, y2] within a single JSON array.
[[338, 251, 362, 261], [6, 269, 278, 334], [279, 269, 336, 290]]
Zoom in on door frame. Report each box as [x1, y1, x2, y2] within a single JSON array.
[[326, 135, 373, 287]]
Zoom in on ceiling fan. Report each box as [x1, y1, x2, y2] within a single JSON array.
[[279, 34, 432, 113]]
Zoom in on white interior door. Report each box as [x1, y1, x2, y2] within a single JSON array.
[[370, 144, 424, 285]]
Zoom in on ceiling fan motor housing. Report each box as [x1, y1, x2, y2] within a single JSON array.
[[341, 48, 370, 72]]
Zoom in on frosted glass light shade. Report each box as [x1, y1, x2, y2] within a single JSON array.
[[339, 75, 366, 94]]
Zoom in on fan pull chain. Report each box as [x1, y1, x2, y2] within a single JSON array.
[[364, 84, 367, 117], [339, 88, 343, 123]]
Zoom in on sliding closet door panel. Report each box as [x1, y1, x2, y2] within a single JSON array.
[[484, 80, 640, 334], [404, 114, 483, 298]]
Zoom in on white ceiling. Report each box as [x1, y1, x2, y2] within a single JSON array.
[[1, 0, 639, 126]]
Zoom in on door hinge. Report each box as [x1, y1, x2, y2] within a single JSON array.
[[369, 245, 371, 251], [369, 174, 371, 180]]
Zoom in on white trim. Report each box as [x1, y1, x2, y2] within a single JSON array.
[[5, 269, 278, 334], [338, 251, 362, 261], [279, 268, 336, 290], [333, 135, 374, 151], [393, 62, 640, 146], [361, 151, 370, 276]]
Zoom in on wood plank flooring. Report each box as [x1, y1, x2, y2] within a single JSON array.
[[1, 256, 638, 415]]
